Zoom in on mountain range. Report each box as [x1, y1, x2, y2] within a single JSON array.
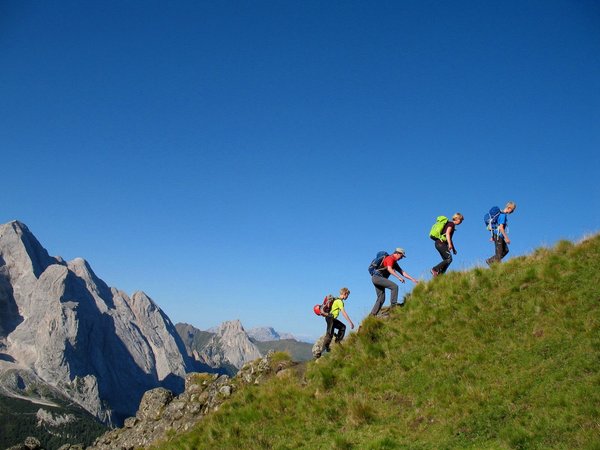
[[175, 321, 312, 376], [0, 220, 310, 449]]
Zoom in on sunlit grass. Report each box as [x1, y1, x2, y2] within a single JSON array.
[[154, 235, 600, 449]]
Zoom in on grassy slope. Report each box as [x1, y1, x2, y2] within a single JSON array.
[[155, 237, 599, 449]]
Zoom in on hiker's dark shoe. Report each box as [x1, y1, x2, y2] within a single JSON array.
[[431, 268, 439, 277], [315, 353, 321, 359]]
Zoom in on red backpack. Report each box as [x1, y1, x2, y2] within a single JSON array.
[[313, 294, 335, 316]]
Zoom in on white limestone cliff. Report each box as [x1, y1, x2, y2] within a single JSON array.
[[0, 220, 192, 425], [198, 320, 262, 370]]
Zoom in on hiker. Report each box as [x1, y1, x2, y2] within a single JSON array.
[[486, 201, 517, 265], [430, 213, 464, 277], [316, 287, 354, 358], [370, 248, 419, 316]]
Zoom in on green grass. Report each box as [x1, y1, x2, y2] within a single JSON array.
[[153, 236, 600, 449]]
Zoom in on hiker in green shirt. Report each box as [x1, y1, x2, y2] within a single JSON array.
[[316, 287, 354, 358]]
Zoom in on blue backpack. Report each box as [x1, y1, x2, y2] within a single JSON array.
[[368, 251, 389, 275], [484, 206, 502, 231]]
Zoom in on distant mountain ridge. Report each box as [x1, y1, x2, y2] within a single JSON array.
[[246, 326, 296, 342], [176, 322, 313, 371]]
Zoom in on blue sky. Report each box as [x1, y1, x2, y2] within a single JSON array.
[[2, 1, 599, 341]]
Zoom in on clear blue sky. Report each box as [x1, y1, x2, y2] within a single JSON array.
[[2, 1, 599, 341]]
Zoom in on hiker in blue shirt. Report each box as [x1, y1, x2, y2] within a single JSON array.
[[486, 202, 517, 265]]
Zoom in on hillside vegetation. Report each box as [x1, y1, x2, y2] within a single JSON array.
[[154, 236, 599, 449], [252, 338, 314, 362]]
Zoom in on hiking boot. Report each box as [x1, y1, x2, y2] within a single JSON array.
[[431, 268, 439, 277], [315, 353, 321, 359]]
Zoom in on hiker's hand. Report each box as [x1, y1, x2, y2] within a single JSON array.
[[350, 322, 355, 329], [505, 237, 511, 244], [452, 248, 457, 255], [399, 277, 405, 283]]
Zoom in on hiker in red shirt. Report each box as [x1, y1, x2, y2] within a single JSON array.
[[370, 248, 418, 316]]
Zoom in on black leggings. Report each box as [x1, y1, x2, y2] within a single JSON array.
[[432, 240, 453, 274], [322, 316, 346, 350]]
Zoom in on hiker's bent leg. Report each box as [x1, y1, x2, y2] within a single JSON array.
[[487, 236, 503, 265], [433, 241, 452, 274], [334, 320, 346, 342], [389, 280, 399, 306], [373, 276, 399, 306], [322, 316, 335, 351], [371, 276, 386, 315]]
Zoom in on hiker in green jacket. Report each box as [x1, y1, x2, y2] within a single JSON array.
[[431, 213, 464, 277], [316, 287, 354, 358]]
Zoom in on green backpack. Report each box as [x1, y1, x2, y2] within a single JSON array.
[[429, 216, 449, 241]]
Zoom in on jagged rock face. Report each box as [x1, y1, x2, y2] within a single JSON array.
[[198, 320, 262, 370], [0, 221, 193, 425]]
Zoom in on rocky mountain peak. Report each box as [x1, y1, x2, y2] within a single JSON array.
[[198, 320, 261, 370], [215, 319, 245, 335], [0, 220, 192, 426], [0, 221, 59, 279]]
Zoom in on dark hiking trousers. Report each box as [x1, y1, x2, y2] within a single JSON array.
[[371, 275, 399, 316], [432, 240, 453, 274], [322, 316, 346, 351], [486, 235, 509, 264]]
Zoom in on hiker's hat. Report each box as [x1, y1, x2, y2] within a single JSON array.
[[395, 247, 406, 256]]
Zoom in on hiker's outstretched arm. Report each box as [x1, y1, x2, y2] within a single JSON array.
[[401, 270, 419, 284], [387, 266, 405, 283], [342, 309, 354, 329]]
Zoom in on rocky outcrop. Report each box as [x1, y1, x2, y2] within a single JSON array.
[[0, 221, 193, 425], [197, 320, 262, 370], [5, 437, 43, 450], [88, 352, 294, 450], [5, 437, 83, 450]]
